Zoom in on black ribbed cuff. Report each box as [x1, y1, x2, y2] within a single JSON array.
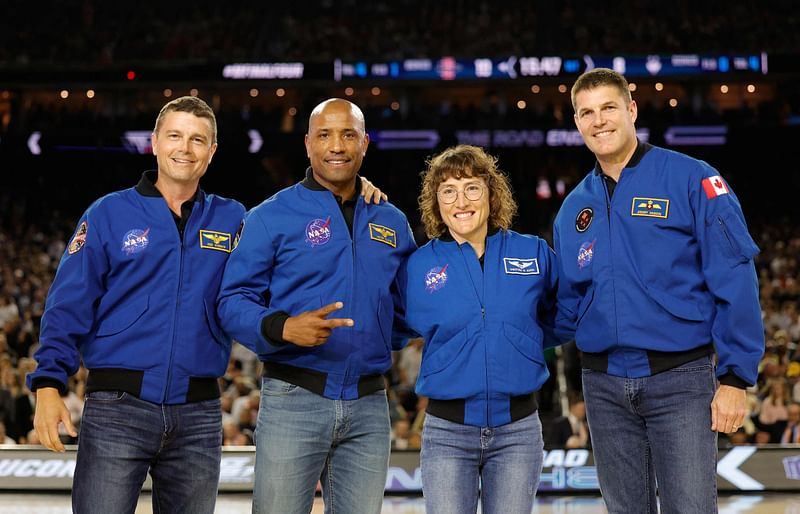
[[261, 311, 290, 347], [718, 371, 751, 389], [30, 377, 68, 395]]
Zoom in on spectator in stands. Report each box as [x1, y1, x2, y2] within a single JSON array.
[[548, 396, 590, 449], [780, 402, 800, 444], [0, 421, 15, 444], [757, 378, 790, 442]]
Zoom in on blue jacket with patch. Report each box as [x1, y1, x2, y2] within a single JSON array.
[[27, 171, 246, 404], [553, 143, 764, 386], [396, 229, 558, 427], [216, 171, 416, 401]]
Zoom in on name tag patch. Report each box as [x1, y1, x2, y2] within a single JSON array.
[[503, 257, 539, 275], [631, 197, 669, 219], [369, 223, 397, 247], [200, 230, 232, 253]]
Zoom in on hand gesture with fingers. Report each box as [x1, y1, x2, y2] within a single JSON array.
[[282, 302, 354, 347]]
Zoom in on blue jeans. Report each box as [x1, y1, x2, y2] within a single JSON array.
[[421, 412, 544, 514], [252, 377, 390, 514], [72, 391, 222, 514], [582, 355, 718, 514]]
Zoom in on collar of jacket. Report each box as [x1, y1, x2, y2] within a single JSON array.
[[593, 139, 653, 176], [300, 166, 362, 200], [135, 169, 201, 202], [438, 226, 501, 244]]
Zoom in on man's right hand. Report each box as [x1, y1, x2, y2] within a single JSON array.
[[282, 302, 354, 347], [34, 387, 77, 453]]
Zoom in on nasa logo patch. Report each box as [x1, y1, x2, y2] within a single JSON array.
[[305, 217, 332, 247], [577, 239, 595, 269], [424, 265, 449, 293], [122, 228, 150, 255]]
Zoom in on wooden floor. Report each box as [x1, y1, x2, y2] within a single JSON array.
[[1, 493, 799, 513]]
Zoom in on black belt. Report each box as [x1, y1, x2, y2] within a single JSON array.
[[86, 368, 219, 403], [427, 392, 538, 425], [262, 361, 385, 398]]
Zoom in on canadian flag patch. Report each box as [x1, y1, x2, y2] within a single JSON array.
[[701, 175, 729, 199]]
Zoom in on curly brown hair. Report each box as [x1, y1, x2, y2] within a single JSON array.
[[419, 145, 517, 239]]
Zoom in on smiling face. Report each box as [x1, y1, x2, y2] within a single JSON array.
[[437, 174, 490, 246], [305, 99, 369, 197], [573, 84, 638, 169], [151, 110, 217, 188]]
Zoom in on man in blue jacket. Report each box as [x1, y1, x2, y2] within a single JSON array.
[[217, 98, 416, 514], [27, 96, 246, 513], [553, 68, 764, 513]]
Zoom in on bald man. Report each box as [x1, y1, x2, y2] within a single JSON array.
[[217, 99, 416, 514]]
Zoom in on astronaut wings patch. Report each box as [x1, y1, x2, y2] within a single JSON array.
[[503, 257, 539, 275]]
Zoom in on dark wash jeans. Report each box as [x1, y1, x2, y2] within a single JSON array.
[[72, 391, 222, 514], [582, 355, 718, 514]]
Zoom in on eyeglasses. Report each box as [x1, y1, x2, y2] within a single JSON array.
[[437, 183, 484, 204]]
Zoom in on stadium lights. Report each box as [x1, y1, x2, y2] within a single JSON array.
[[344, 87, 354, 96], [249, 88, 259, 98], [629, 83, 637, 92], [189, 88, 199, 97], [390, 101, 400, 111], [747, 84, 756, 93], [517, 100, 527, 109], [720, 85, 729, 93], [557, 84, 567, 93], [59, 90, 68, 99], [371, 87, 381, 96], [669, 98, 678, 107], [163, 88, 172, 98], [276, 88, 285, 97], [86, 90, 95, 99], [288, 107, 297, 116], [655, 83, 664, 91]]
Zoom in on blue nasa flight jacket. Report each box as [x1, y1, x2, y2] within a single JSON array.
[[217, 169, 416, 401], [553, 142, 764, 386], [397, 229, 558, 427], [27, 171, 246, 404]]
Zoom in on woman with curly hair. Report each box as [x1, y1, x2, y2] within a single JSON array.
[[396, 144, 558, 514]]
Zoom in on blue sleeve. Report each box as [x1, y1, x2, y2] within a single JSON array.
[[552, 219, 578, 343], [390, 222, 419, 350], [28, 208, 109, 391], [217, 208, 283, 355], [537, 239, 562, 349], [693, 170, 764, 386]]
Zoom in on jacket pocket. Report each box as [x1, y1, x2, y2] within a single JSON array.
[[502, 322, 544, 363], [713, 211, 759, 266], [644, 285, 704, 322], [576, 286, 595, 326], [95, 296, 149, 337], [421, 328, 469, 377]]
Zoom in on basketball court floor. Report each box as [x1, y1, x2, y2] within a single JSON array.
[[1, 493, 798, 513]]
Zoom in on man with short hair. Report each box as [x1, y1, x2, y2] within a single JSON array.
[[28, 96, 246, 514], [218, 98, 416, 514], [553, 68, 764, 513]]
